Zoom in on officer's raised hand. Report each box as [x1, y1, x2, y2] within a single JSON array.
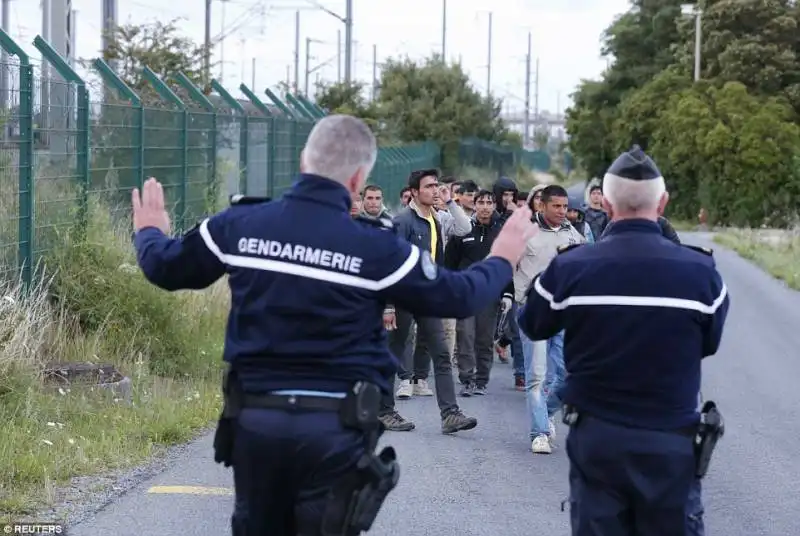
[[489, 206, 537, 266], [132, 177, 171, 234]]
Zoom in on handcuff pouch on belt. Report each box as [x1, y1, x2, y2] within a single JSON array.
[[694, 400, 724, 479], [322, 381, 401, 536], [213, 366, 241, 467]]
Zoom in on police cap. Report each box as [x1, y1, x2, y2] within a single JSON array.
[[605, 145, 662, 182]]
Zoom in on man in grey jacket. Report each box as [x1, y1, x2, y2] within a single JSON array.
[[513, 185, 586, 455], [381, 169, 474, 434]]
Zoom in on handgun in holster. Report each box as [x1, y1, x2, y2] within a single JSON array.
[[694, 400, 724, 479], [213, 366, 242, 467], [322, 382, 401, 536]]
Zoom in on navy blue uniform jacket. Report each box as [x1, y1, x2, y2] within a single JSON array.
[[134, 174, 514, 395], [519, 219, 730, 430]]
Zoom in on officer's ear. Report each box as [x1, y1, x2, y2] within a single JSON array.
[[657, 191, 670, 216], [601, 196, 613, 218], [345, 165, 368, 196]]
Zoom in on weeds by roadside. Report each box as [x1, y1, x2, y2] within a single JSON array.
[[0, 198, 228, 519], [714, 230, 800, 290]]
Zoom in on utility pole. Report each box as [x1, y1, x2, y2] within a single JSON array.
[[220, 0, 228, 84], [240, 38, 245, 83], [294, 11, 301, 92], [441, 0, 447, 61], [337, 30, 342, 82], [486, 12, 492, 97], [251, 57, 255, 89], [204, 0, 212, 85], [371, 44, 377, 101], [1, 0, 9, 111], [101, 0, 118, 70], [534, 56, 540, 129], [344, 0, 353, 83], [523, 32, 531, 146], [285, 65, 290, 89], [304, 37, 312, 95]]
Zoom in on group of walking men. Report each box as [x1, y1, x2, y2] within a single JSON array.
[[357, 170, 612, 453]]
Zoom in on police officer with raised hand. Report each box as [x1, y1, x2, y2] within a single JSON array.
[[519, 145, 730, 536], [131, 114, 536, 536]]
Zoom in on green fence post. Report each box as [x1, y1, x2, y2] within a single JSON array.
[[239, 84, 274, 117], [91, 58, 145, 192], [174, 72, 218, 212], [263, 88, 295, 117], [212, 79, 247, 195], [285, 93, 314, 120], [240, 84, 276, 196], [142, 66, 190, 232], [295, 94, 322, 119], [33, 36, 90, 239], [0, 30, 33, 287]]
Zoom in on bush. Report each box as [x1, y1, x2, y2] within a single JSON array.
[[0, 195, 228, 517]]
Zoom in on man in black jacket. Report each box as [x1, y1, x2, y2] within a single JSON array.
[[445, 190, 514, 396]]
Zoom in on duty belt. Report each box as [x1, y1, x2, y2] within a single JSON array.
[[242, 393, 343, 412]]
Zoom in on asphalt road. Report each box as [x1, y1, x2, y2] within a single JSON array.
[[66, 232, 800, 536]]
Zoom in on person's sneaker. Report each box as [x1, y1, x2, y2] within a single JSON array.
[[413, 379, 434, 396], [459, 383, 474, 397], [473, 385, 487, 396], [395, 380, 413, 400], [441, 410, 478, 434], [379, 411, 415, 432], [531, 434, 552, 454], [514, 376, 525, 392]]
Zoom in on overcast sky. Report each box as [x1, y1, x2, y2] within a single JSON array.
[[8, 0, 630, 115]]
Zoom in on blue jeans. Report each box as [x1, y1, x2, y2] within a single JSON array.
[[508, 303, 525, 378], [522, 329, 565, 439], [543, 330, 565, 418]]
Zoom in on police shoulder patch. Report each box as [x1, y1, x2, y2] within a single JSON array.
[[683, 244, 713, 256], [230, 194, 271, 206], [557, 243, 583, 255], [420, 250, 438, 280], [354, 215, 394, 231]]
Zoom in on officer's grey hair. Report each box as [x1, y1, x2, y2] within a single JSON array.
[[603, 174, 666, 212], [302, 115, 377, 184]]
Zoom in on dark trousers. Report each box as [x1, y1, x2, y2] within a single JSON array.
[[456, 304, 498, 386], [566, 414, 700, 536], [392, 310, 430, 381], [384, 309, 458, 417], [231, 408, 365, 536]]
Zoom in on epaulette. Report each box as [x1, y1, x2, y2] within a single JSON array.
[[229, 194, 271, 206], [557, 243, 583, 255], [353, 215, 394, 231], [683, 244, 713, 256]]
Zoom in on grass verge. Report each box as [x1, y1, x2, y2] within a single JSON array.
[[0, 198, 228, 519], [714, 230, 800, 290]]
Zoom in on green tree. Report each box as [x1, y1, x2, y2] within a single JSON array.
[[376, 55, 508, 168], [103, 19, 209, 99], [651, 82, 800, 225], [313, 81, 381, 133]]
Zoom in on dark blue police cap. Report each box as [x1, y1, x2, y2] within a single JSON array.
[[604, 145, 663, 182]]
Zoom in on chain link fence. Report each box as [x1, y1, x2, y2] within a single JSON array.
[[0, 30, 441, 287]]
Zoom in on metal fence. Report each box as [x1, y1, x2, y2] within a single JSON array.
[[0, 29, 440, 287]]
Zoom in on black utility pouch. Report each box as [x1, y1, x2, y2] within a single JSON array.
[[213, 367, 242, 467], [339, 381, 381, 431]]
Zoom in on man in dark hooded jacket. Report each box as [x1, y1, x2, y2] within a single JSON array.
[[492, 176, 519, 223]]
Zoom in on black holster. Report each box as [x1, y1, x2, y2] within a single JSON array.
[[213, 366, 242, 467], [694, 400, 724, 479], [322, 382, 400, 536]]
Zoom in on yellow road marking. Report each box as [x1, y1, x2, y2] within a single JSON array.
[[147, 485, 233, 496]]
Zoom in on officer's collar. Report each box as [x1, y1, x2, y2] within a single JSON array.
[[603, 218, 662, 236], [286, 173, 352, 212]]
